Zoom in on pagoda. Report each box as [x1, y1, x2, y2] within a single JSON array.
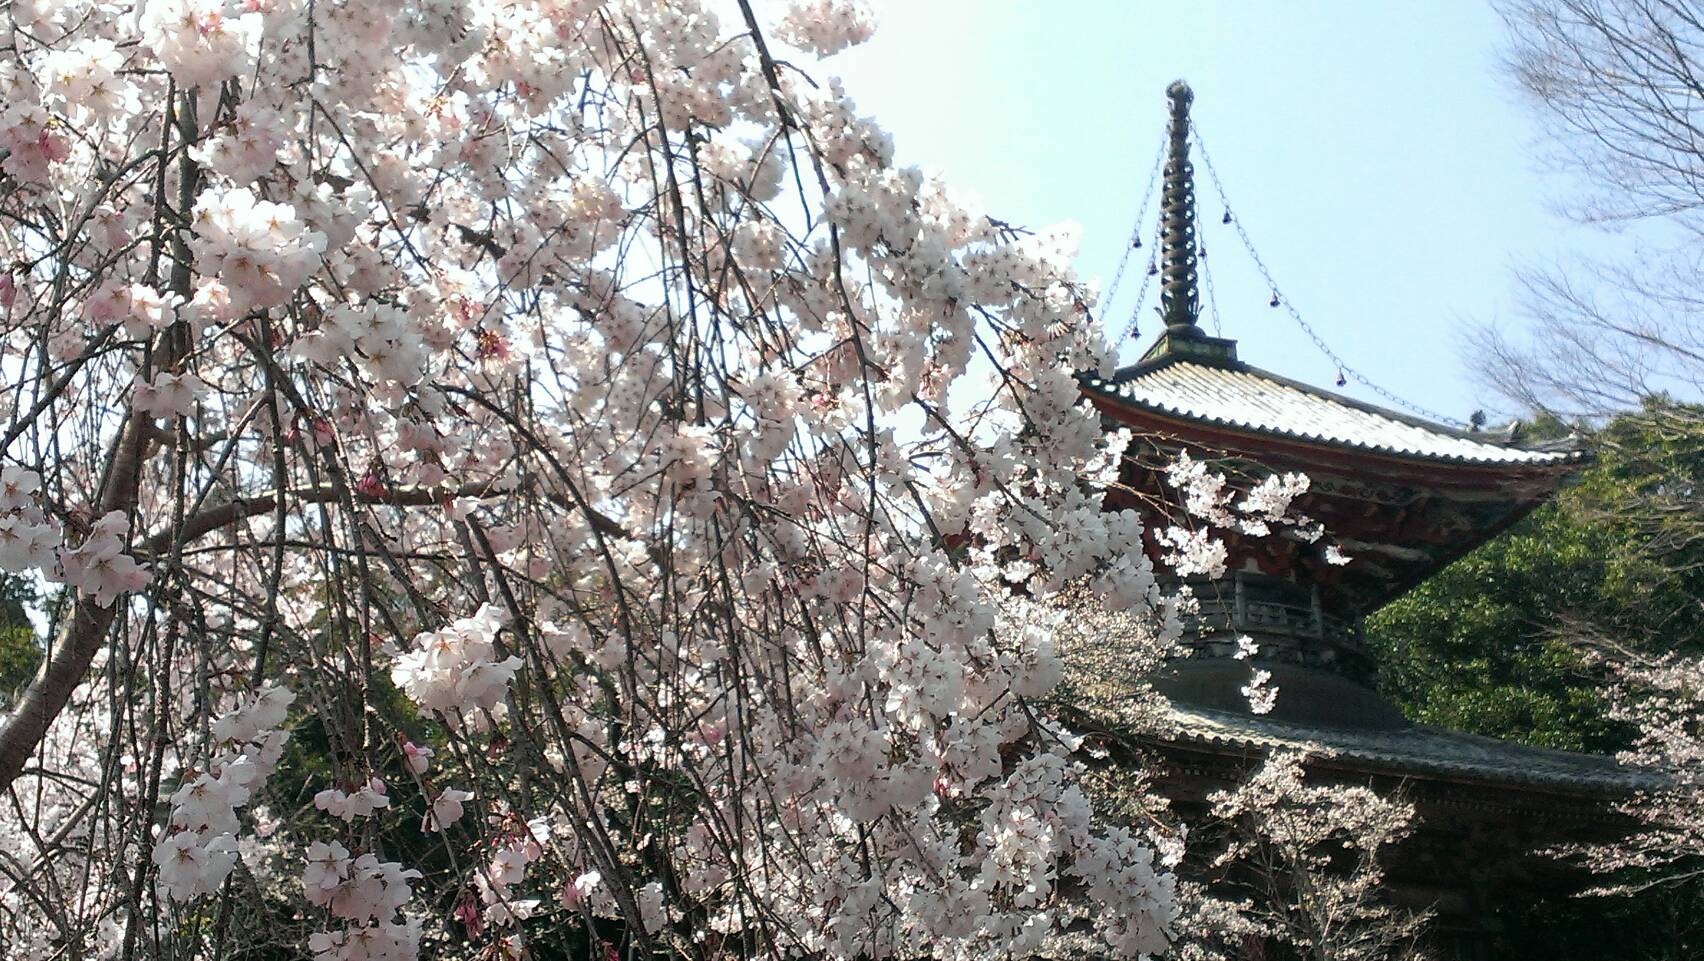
[[1068, 82, 1652, 957]]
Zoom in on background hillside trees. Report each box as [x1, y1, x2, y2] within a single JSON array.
[[1368, 405, 1704, 752]]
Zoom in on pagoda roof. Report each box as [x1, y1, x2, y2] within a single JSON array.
[[1056, 628, 1658, 797], [1081, 356, 1588, 470], [1164, 703, 1660, 794]]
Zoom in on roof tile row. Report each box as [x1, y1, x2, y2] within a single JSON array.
[[1081, 360, 1587, 467]]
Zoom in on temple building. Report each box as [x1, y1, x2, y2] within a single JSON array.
[[1067, 82, 1652, 959]]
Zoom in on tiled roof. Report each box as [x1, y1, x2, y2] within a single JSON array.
[[1169, 704, 1659, 794], [1079, 359, 1588, 467], [1051, 616, 1654, 795]]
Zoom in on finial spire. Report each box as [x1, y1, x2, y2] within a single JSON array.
[[1159, 80, 1200, 335], [1137, 81, 1237, 368]]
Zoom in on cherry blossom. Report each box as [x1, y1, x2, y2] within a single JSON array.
[[1203, 752, 1426, 959], [153, 686, 295, 902], [423, 788, 472, 832], [139, 0, 263, 88], [1566, 653, 1704, 898], [57, 512, 149, 608], [314, 779, 392, 822], [777, 0, 877, 55], [0, 0, 1299, 955], [190, 187, 325, 312], [131, 371, 206, 419], [0, 469, 60, 575], [38, 37, 135, 120], [1241, 670, 1280, 716], [389, 605, 521, 723], [400, 741, 433, 775], [304, 845, 424, 961]]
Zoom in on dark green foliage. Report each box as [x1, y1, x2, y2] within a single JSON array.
[[1367, 405, 1704, 752], [1366, 501, 1627, 751], [1488, 881, 1704, 961], [0, 574, 41, 705]]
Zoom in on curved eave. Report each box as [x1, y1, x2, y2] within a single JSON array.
[[1078, 367, 1591, 473], [1164, 705, 1661, 797]]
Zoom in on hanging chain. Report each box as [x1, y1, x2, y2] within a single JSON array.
[[1103, 139, 1167, 310], [1192, 130, 1467, 427], [1202, 253, 1222, 336], [1120, 218, 1161, 343]]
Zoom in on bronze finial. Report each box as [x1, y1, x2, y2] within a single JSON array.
[[1159, 80, 1200, 335]]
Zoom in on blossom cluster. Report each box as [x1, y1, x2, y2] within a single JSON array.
[[1205, 752, 1425, 958], [190, 186, 326, 312], [389, 604, 522, 724], [139, 0, 264, 86], [58, 512, 151, 608], [0, 467, 150, 608], [315, 778, 392, 822], [777, 0, 877, 55], [0, 0, 1248, 955], [303, 841, 424, 961], [1572, 653, 1704, 891], [153, 686, 295, 902], [471, 816, 554, 928], [0, 467, 59, 575], [1164, 452, 1321, 541]]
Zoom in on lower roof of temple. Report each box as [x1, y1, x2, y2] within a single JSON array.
[[1164, 704, 1658, 795], [1053, 633, 1660, 798]]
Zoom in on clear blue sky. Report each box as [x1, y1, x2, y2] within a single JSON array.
[[826, 1, 1628, 424]]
